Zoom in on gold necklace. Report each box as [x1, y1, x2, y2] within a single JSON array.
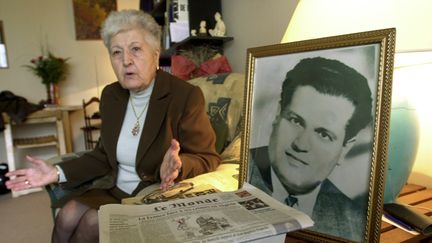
[[130, 96, 149, 136]]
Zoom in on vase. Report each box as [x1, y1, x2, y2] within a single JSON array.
[[384, 98, 419, 203], [46, 83, 60, 105]]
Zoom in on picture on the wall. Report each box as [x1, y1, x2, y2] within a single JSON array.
[[239, 28, 396, 242], [0, 21, 8, 68], [72, 0, 117, 40]]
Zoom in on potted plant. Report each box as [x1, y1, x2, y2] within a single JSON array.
[[25, 52, 70, 105]]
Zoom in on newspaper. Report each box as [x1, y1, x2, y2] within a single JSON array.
[[121, 182, 221, 205], [99, 183, 314, 243], [121, 163, 240, 206]]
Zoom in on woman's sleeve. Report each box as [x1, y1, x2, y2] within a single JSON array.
[[176, 86, 221, 180]]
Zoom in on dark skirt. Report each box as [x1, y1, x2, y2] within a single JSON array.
[[54, 187, 130, 209]]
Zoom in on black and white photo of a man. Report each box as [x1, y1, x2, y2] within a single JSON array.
[[249, 55, 375, 241]]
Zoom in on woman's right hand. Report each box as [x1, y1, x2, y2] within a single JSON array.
[[5, 155, 59, 191]]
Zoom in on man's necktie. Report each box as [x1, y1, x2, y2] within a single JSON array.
[[285, 194, 298, 207]]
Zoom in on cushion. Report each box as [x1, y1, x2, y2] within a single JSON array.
[[187, 73, 245, 153], [220, 134, 242, 163]]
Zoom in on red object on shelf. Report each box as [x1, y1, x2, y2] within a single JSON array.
[[171, 55, 232, 80]]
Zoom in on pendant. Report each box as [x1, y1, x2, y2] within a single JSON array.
[[131, 120, 140, 136]]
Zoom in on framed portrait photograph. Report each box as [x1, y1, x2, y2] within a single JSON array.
[[72, 0, 117, 40], [239, 28, 396, 242]]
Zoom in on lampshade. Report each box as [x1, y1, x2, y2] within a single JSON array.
[[282, 0, 432, 52], [282, 1, 432, 195], [393, 51, 432, 189]]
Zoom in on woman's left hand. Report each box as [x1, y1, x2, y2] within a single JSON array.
[[160, 139, 182, 191]]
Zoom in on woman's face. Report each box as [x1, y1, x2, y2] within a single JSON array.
[[109, 28, 160, 92]]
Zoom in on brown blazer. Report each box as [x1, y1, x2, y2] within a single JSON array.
[[59, 70, 221, 195]]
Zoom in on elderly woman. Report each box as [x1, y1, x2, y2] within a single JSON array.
[[6, 9, 220, 243]]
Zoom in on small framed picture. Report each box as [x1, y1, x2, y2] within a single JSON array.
[[72, 0, 117, 40], [0, 21, 9, 68], [239, 28, 396, 242]]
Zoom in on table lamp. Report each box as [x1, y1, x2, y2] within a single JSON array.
[[281, 0, 432, 203]]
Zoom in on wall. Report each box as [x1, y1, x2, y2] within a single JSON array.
[[0, 0, 298, 162], [0, 0, 140, 104], [222, 0, 299, 73], [0, 0, 140, 162]]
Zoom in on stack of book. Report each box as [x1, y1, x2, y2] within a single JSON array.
[[383, 203, 432, 235]]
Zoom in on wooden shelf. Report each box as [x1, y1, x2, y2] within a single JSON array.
[[2, 106, 81, 198], [146, 0, 232, 67], [14, 135, 58, 149], [170, 36, 233, 48]]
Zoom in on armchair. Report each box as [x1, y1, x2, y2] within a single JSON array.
[[45, 72, 245, 218]]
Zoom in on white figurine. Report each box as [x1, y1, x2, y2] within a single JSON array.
[[199, 20, 207, 35], [191, 29, 197, 36], [209, 12, 226, 37]]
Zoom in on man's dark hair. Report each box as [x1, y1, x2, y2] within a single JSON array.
[[280, 57, 373, 144]]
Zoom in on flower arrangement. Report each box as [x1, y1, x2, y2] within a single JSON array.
[[25, 51, 70, 104], [25, 52, 70, 86]]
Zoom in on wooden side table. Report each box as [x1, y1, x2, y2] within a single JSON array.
[[2, 105, 80, 197], [285, 184, 432, 242], [44, 105, 81, 153], [380, 184, 432, 242]]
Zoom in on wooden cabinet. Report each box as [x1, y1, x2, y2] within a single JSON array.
[[2, 105, 80, 197]]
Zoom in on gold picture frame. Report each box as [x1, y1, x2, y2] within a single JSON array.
[[239, 28, 396, 242]]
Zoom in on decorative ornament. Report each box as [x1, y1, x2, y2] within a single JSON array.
[[131, 121, 140, 136], [208, 12, 226, 37], [130, 96, 149, 136]]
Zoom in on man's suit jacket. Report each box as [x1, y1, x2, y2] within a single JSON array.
[[249, 146, 366, 242], [60, 70, 221, 195]]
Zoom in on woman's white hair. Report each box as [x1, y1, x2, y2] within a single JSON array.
[[101, 9, 161, 51]]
